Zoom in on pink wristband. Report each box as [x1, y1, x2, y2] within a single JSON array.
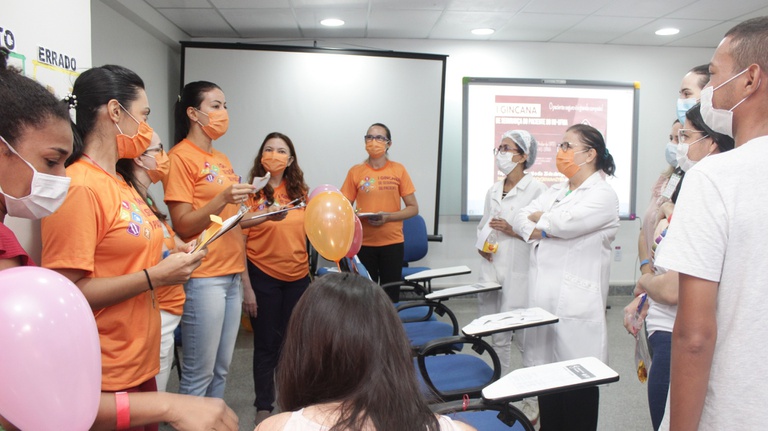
[[115, 391, 130, 430]]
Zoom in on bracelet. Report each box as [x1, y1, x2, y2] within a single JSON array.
[[115, 391, 130, 430], [540, 230, 548, 238], [639, 259, 650, 268], [143, 269, 156, 308]]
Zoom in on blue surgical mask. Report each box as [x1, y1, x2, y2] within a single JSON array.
[[676, 98, 696, 125], [665, 142, 678, 168]]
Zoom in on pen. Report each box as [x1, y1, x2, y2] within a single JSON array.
[[636, 293, 647, 314]]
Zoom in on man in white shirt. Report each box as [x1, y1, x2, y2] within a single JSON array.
[[654, 16, 768, 431]]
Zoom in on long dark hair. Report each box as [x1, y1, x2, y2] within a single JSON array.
[[68, 65, 145, 165], [684, 103, 735, 153], [115, 156, 167, 223], [174, 81, 221, 144], [0, 48, 70, 146], [567, 123, 616, 176], [247, 132, 308, 204], [277, 273, 441, 431]]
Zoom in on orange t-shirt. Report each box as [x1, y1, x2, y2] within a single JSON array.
[[41, 160, 162, 391], [243, 182, 308, 281], [340, 160, 416, 247], [163, 139, 245, 277], [156, 220, 185, 316]]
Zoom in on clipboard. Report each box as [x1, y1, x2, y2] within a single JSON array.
[[357, 212, 382, 221], [247, 202, 305, 220], [190, 207, 248, 253]]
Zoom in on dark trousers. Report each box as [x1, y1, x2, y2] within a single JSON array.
[[648, 331, 671, 431], [357, 242, 404, 302], [539, 386, 599, 431], [247, 261, 310, 411]]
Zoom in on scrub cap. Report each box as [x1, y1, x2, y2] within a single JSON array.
[[501, 129, 538, 169]]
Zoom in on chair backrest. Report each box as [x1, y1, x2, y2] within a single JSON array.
[[403, 214, 429, 263]]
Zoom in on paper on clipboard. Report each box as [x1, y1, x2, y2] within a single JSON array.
[[247, 202, 306, 220], [357, 212, 382, 220], [251, 172, 270, 193], [190, 207, 247, 253]]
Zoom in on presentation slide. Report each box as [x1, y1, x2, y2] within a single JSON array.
[[462, 78, 638, 220]]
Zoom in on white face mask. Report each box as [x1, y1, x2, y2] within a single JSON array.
[[0, 135, 71, 219], [495, 152, 518, 175], [700, 68, 759, 138], [676, 135, 709, 172], [665, 142, 678, 168], [676, 98, 697, 125]]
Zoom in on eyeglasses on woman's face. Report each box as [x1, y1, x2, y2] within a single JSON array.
[[364, 135, 390, 143]]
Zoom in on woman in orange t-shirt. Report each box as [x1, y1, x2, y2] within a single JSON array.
[[340, 123, 418, 301], [163, 81, 255, 399], [240, 132, 310, 424], [117, 131, 185, 393], [41, 66, 236, 430]]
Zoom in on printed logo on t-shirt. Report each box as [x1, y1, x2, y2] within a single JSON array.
[[131, 203, 140, 213], [121, 201, 130, 210], [131, 212, 143, 224], [357, 176, 376, 193], [119, 209, 131, 221], [143, 227, 151, 240], [127, 222, 140, 237]]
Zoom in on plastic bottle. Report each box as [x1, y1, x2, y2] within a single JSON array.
[[483, 229, 499, 253]]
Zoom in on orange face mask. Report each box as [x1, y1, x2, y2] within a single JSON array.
[[196, 109, 229, 140], [555, 148, 588, 179], [146, 151, 170, 184], [366, 141, 387, 159], [115, 104, 153, 159], [261, 152, 290, 174]]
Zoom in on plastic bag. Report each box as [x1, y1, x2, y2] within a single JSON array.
[[635, 323, 652, 383]]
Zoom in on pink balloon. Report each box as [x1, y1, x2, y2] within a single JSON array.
[[308, 184, 341, 202], [0, 266, 101, 431], [346, 216, 364, 258]]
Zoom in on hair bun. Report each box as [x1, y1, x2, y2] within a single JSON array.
[[0, 47, 9, 72]]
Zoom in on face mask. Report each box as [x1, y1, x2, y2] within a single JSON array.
[[366, 141, 388, 159], [115, 104, 153, 159], [700, 68, 758, 138], [495, 152, 518, 175], [138, 150, 170, 184], [261, 152, 290, 174], [665, 142, 678, 167], [0, 135, 71, 219], [676, 98, 697, 125], [556, 149, 588, 179], [676, 135, 709, 172], [195, 109, 229, 140]]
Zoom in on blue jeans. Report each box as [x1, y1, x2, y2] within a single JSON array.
[[648, 330, 672, 431], [179, 274, 242, 398]]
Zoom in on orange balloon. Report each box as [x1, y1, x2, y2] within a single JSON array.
[[304, 190, 356, 262]]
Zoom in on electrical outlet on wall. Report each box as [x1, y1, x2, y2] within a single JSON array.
[[614, 246, 622, 262]]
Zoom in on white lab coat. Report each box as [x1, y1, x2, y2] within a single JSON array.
[[512, 171, 619, 367], [476, 174, 547, 372]]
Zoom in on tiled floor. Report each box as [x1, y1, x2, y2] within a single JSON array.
[[164, 294, 650, 431]]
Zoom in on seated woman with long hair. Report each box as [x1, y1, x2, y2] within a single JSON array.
[[256, 272, 476, 431]]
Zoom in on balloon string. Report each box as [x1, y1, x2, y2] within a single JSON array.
[[336, 260, 341, 272]]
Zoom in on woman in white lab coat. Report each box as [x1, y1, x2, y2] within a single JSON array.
[[513, 124, 619, 431], [476, 129, 547, 375]]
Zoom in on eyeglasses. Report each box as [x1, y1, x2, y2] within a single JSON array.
[[364, 134, 390, 143], [678, 129, 708, 144], [557, 141, 590, 152], [142, 145, 164, 157], [493, 145, 522, 156]]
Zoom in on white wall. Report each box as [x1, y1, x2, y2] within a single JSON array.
[[91, 3, 717, 284]]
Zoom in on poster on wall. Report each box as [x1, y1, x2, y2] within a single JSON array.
[[462, 78, 638, 221], [3, 0, 92, 261]]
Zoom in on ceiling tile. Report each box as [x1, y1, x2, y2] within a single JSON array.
[[219, 8, 301, 38], [370, 0, 451, 10], [367, 9, 442, 38], [522, 0, 613, 15], [735, 5, 768, 20], [156, 8, 239, 37], [292, 0, 368, 7], [666, 0, 768, 21], [490, 13, 584, 42], [429, 11, 517, 39], [294, 8, 368, 37], [665, 21, 739, 48], [551, 16, 654, 44], [144, 0, 211, 8], [210, 0, 290, 8], [609, 18, 722, 46], [592, 0, 691, 18], [446, 0, 529, 13]]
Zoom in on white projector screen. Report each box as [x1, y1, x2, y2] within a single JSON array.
[[182, 43, 447, 236], [462, 78, 639, 221]]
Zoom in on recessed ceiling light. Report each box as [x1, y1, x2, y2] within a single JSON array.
[[471, 28, 495, 36], [655, 27, 680, 36], [321, 18, 345, 27]]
